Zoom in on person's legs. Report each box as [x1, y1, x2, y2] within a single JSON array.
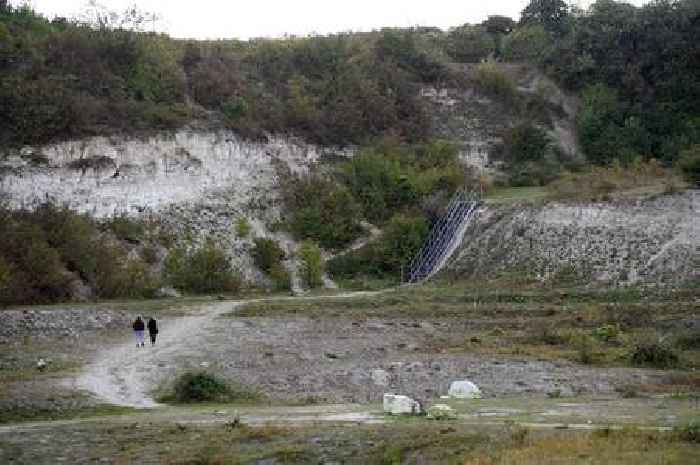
[[150, 332, 156, 345], [134, 331, 140, 347], [136, 330, 145, 347]]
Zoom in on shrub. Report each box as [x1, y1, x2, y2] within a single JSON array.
[[630, 340, 679, 369], [328, 213, 428, 280], [235, 217, 251, 238], [105, 215, 144, 243], [268, 263, 291, 292], [446, 25, 495, 62], [677, 145, 700, 186], [284, 175, 363, 249], [673, 331, 700, 350], [164, 371, 259, 404], [165, 243, 240, 294], [298, 240, 324, 288], [502, 24, 551, 62], [570, 331, 596, 365], [252, 238, 285, 273], [474, 61, 518, 104], [675, 421, 700, 443]]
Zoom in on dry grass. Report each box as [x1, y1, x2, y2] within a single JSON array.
[[464, 429, 700, 465], [547, 159, 686, 201]]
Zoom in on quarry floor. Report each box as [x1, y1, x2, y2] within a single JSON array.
[[0, 282, 698, 463]]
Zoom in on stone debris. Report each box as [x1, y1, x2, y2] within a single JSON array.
[[370, 369, 390, 387], [156, 286, 181, 298], [36, 358, 47, 371], [448, 380, 483, 399], [383, 393, 421, 415], [426, 404, 457, 420]]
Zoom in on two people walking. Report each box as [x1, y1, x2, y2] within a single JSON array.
[[132, 316, 158, 347]]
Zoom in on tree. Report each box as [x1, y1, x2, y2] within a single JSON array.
[[299, 241, 324, 288], [78, 1, 159, 31], [520, 0, 569, 35], [482, 15, 516, 35]]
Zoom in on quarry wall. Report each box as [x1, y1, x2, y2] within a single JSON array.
[[449, 191, 699, 286]]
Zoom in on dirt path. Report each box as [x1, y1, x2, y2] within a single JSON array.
[[73, 292, 382, 408]]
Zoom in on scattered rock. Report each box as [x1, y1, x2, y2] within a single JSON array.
[[383, 393, 421, 415], [448, 380, 482, 399], [426, 404, 457, 420], [36, 358, 47, 371], [156, 286, 181, 298]]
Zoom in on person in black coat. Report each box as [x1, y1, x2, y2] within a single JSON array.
[[147, 317, 158, 346]]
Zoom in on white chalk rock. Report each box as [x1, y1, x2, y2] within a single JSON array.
[[426, 404, 457, 420], [383, 394, 421, 415], [448, 380, 482, 399], [371, 369, 390, 386], [36, 358, 47, 371]]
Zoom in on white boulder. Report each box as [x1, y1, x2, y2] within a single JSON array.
[[448, 380, 482, 399], [383, 394, 421, 415], [426, 404, 457, 420], [371, 369, 390, 386]]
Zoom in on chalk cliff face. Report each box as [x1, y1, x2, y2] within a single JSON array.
[[0, 130, 322, 217], [0, 130, 330, 284], [449, 191, 699, 286]]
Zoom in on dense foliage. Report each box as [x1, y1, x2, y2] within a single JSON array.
[[515, 0, 700, 165], [0, 6, 450, 147], [0, 204, 159, 305], [165, 242, 241, 295], [2, 1, 697, 166]]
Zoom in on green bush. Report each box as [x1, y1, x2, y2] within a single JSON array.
[[163, 371, 259, 404], [675, 421, 700, 443], [474, 61, 518, 104], [251, 238, 285, 273], [105, 215, 145, 243], [340, 141, 463, 224], [446, 25, 495, 62], [268, 263, 291, 292], [677, 145, 700, 186], [234, 217, 252, 238], [328, 213, 428, 280], [284, 175, 363, 249], [165, 242, 240, 295], [630, 340, 679, 369], [298, 241, 324, 288], [501, 24, 551, 61]]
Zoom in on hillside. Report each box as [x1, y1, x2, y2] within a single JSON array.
[[0, 0, 699, 301]]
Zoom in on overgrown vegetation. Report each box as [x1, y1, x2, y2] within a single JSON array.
[[160, 371, 260, 404], [251, 238, 290, 291], [0, 203, 161, 305], [298, 241, 324, 288], [165, 242, 241, 295]]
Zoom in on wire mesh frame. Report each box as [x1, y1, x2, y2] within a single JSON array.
[[405, 189, 481, 283]]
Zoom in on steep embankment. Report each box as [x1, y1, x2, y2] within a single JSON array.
[[0, 130, 332, 284], [449, 191, 699, 286]]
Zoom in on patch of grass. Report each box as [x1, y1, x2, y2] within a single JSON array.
[[547, 159, 686, 201], [462, 429, 700, 465], [160, 371, 262, 404], [483, 186, 550, 205], [0, 404, 135, 424]]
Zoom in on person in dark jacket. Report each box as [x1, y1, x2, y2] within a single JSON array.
[[133, 316, 145, 347], [147, 317, 158, 346]]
